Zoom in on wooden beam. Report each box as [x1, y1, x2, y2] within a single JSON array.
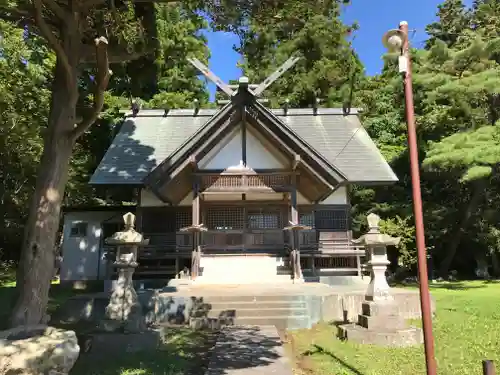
[[292, 154, 301, 171], [189, 155, 197, 169], [241, 109, 247, 166], [253, 56, 301, 96], [187, 58, 234, 97]]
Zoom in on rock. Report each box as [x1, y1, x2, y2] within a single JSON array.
[[0, 325, 80, 375]]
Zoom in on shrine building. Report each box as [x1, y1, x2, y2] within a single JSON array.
[[59, 60, 397, 286]]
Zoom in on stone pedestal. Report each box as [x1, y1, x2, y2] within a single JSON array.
[[339, 300, 423, 347], [101, 266, 146, 332], [339, 213, 423, 347]]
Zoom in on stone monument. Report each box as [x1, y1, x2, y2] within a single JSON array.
[[339, 213, 424, 347], [100, 212, 149, 333]]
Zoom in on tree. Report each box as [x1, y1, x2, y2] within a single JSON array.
[[236, 0, 361, 108], [237, 1, 362, 107], [0, 21, 51, 261], [425, 0, 471, 48], [0, 0, 301, 327]]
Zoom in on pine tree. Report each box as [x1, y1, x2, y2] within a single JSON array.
[[236, 0, 361, 108], [425, 0, 471, 48]]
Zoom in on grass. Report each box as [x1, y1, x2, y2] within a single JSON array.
[[285, 280, 500, 375], [0, 275, 91, 331], [71, 327, 217, 375], [0, 271, 216, 375], [2, 270, 499, 375]]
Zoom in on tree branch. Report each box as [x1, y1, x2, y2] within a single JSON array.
[[70, 36, 112, 141], [33, 0, 76, 90], [43, 0, 67, 20], [80, 44, 155, 64], [78, 0, 179, 8]]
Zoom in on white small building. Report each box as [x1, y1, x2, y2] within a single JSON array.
[[60, 80, 397, 286]]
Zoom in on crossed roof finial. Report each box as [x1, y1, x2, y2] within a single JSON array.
[[187, 55, 300, 99]]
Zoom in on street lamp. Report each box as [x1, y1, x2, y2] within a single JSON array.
[[382, 21, 438, 375]]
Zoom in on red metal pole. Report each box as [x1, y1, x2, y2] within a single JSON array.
[[483, 360, 496, 375], [399, 21, 437, 375]]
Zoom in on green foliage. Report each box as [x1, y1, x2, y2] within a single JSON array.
[[0, 21, 50, 260], [424, 124, 500, 182], [237, 0, 361, 108], [288, 282, 500, 374], [380, 216, 417, 267]]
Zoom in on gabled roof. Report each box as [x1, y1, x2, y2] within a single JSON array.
[[90, 107, 397, 186]]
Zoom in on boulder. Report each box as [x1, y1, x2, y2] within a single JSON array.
[[0, 325, 80, 375]]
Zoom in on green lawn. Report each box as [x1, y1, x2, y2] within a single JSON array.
[[71, 327, 217, 375], [3, 275, 499, 374], [286, 280, 500, 375], [0, 275, 216, 375]]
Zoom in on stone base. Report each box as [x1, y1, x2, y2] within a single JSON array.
[[82, 329, 161, 359], [99, 317, 147, 333], [338, 323, 423, 347], [338, 299, 424, 347]]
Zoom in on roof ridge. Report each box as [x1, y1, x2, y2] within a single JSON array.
[[121, 108, 363, 118]]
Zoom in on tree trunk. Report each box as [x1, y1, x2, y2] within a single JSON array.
[[10, 60, 78, 327], [439, 182, 484, 278], [491, 251, 500, 277]]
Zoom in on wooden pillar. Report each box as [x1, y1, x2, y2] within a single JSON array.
[[290, 174, 303, 281], [135, 188, 143, 232], [191, 178, 200, 279]]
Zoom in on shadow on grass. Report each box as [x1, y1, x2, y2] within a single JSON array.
[[0, 283, 96, 330], [72, 327, 217, 375], [303, 344, 364, 375]]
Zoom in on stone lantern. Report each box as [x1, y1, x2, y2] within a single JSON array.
[[339, 213, 423, 347], [100, 212, 149, 332], [353, 213, 400, 301]]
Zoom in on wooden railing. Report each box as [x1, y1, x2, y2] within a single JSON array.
[[102, 231, 193, 260], [103, 230, 365, 258], [202, 229, 285, 252]]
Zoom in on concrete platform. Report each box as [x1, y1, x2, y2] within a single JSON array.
[[51, 282, 435, 332], [205, 325, 292, 375]]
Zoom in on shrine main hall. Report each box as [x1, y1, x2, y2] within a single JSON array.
[[59, 61, 397, 286]]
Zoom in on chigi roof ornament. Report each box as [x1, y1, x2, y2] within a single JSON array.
[[187, 55, 301, 101]]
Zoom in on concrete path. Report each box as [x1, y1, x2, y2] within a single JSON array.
[[205, 325, 293, 375]]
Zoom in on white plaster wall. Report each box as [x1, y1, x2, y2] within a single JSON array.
[[140, 188, 168, 207], [140, 189, 193, 206], [320, 186, 348, 205], [199, 125, 287, 170], [60, 211, 124, 281]]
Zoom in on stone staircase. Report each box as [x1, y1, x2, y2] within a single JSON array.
[[188, 294, 313, 330]]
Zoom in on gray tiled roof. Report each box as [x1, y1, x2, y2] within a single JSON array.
[[90, 108, 397, 185]]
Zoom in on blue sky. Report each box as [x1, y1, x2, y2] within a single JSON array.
[[203, 0, 473, 99]]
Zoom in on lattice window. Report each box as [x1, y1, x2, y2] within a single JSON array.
[[299, 210, 315, 228], [206, 207, 244, 230], [142, 208, 174, 233], [314, 207, 349, 231], [175, 209, 192, 230], [247, 207, 284, 229]]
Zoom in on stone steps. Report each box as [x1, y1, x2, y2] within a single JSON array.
[[190, 294, 305, 303], [186, 295, 312, 330], [206, 301, 307, 310], [190, 315, 311, 331], [194, 276, 293, 285], [207, 307, 308, 318]]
